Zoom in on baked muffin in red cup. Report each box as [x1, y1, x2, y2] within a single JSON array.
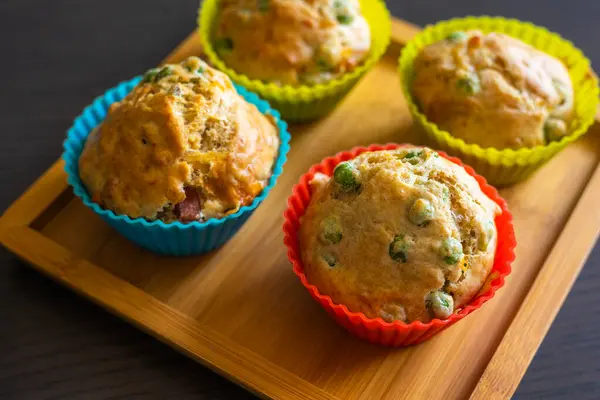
[[283, 144, 515, 346]]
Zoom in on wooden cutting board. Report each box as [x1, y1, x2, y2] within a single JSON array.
[[1, 17, 599, 400]]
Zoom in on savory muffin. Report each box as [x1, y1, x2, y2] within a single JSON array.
[[78, 56, 280, 223], [412, 30, 574, 149], [213, 0, 372, 86], [298, 147, 501, 323]]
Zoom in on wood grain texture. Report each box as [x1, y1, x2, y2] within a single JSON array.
[[0, 227, 337, 400], [2, 1, 600, 399], [1, 15, 600, 400]]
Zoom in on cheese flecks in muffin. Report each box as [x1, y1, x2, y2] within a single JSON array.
[[214, 0, 371, 86], [412, 31, 574, 149], [78, 57, 280, 223], [299, 148, 501, 323]]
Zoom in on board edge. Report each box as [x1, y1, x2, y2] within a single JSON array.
[[469, 162, 600, 400], [0, 159, 68, 229]]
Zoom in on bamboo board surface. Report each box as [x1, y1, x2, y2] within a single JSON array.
[[1, 18, 600, 400]]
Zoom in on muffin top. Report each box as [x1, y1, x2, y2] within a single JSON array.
[[412, 30, 574, 149], [213, 0, 371, 86], [299, 147, 501, 323], [78, 57, 280, 223]]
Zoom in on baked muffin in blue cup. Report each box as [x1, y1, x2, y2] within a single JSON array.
[[63, 57, 291, 256]]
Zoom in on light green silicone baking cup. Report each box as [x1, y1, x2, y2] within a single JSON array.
[[399, 16, 599, 186], [199, 0, 391, 122]]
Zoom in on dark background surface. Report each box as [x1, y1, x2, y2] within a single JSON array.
[[1, 0, 599, 398]]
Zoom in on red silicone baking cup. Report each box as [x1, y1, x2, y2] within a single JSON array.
[[283, 143, 516, 346]]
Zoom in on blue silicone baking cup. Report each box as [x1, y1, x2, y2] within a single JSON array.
[[63, 76, 291, 256]]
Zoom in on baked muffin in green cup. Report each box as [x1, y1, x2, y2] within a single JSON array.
[[199, 0, 391, 122], [399, 16, 599, 185]]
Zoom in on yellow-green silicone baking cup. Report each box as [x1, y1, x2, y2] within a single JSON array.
[[199, 0, 391, 122], [399, 16, 599, 186]]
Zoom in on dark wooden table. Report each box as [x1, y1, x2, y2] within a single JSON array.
[[1, 1, 599, 398]]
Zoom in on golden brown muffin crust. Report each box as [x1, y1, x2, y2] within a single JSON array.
[[214, 0, 371, 86], [412, 31, 574, 149], [299, 148, 501, 323], [78, 57, 280, 221]]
